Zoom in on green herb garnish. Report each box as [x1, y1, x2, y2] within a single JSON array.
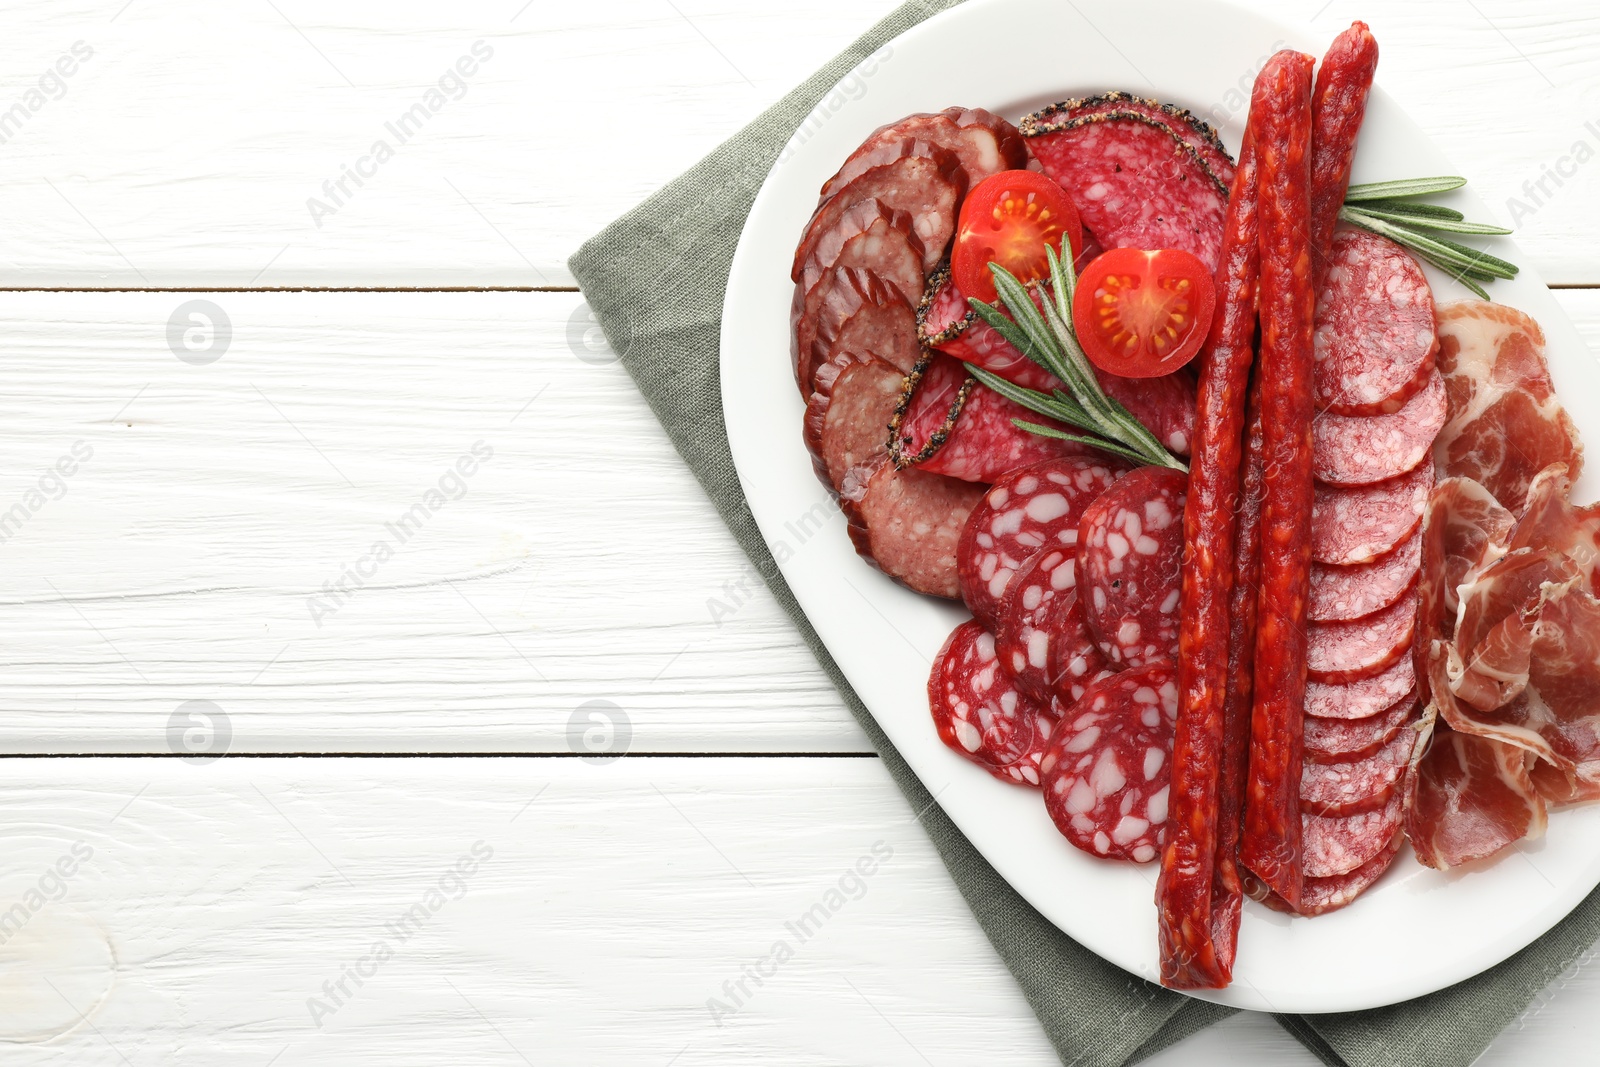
[[965, 246, 1187, 471], [1340, 176, 1515, 300]]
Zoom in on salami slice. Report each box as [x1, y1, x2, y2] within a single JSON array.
[[845, 457, 984, 599], [956, 456, 1127, 628], [795, 200, 925, 310], [1302, 791, 1403, 878], [1304, 697, 1415, 763], [1032, 92, 1236, 191], [1307, 588, 1418, 683], [1312, 229, 1438, 416], [917, 269, 1059, 392], [820, 107, 1027, 203], [1300, 725, 1414, 815], [1046, 588, 1112, 702], [1305, 657, 1416, 720], [1021, 101, 1231, 270], [805, 354, 900, 490], [1308, 524, 1422, 623], [1312, 371, 1447, 488], [1041, 663, 1180, 862], [1311, 462, 1433, 565], [794, 141, 965, 279], [797, 266, 918, 395], [1298, 831, 1400, 916], [896, 354, 1088, 482], [928, 620, 1055, 786], [996, 546, 1079, 702], [1077, 466, 1188, 667]]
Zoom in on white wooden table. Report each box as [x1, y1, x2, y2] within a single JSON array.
[[6, 1, 1599, 1062]]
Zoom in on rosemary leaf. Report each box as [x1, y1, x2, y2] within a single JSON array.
[[1011, 421, 1183, 470], [1344, 205, 1511, 236], [1427, 235, 1519, 275], [965, 364, 1100, 434], [1345, 176, 1466, 201], [1346, 198, 1465, 222]]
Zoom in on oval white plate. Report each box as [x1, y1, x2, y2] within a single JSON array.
[[721, 0, 1600, 1013]]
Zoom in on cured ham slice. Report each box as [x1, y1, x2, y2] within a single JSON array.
[[1404, 703, 1547, 869], [1434, 301, 1583, 513], [1416, 476, 1514, 656]]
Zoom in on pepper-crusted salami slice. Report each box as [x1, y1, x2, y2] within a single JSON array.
[[1302, 791, 1403, 878], [1021, 101, 1232, 271], [1047, 589, 1112, 702], [1308, 22, 1379, 284], [1033, 92, 1237, 191], [1312, 462, 1433, 565], [917, 269, 1059, 392], [1041, 663, 1180, 862], [1312, 230, 1438, 415], [1158, 125, 1261, 991], [793, 141, 966, 277], [896, 355, 1089, 482], [1312, 372, 1447, 488], [928, 620, 1056, 786], [956, 457, 1128, 628], [1077, 466, 1188, 668], [1305, 657, 1416, 720], [1309, 524, 1422, 622], [1304, 698, 1414, 763], [1300, 725, 1414, 816], [1240, 50, 1317, 913], [1307, 589, 1418, 683], [845, 457, 984, 599], [996, 546, 1079, 702]]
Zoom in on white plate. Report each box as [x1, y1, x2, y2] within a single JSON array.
[[721, 0, 1600, 1013]]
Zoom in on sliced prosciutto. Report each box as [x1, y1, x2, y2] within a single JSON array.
[[1434, 300, 1583, 513]]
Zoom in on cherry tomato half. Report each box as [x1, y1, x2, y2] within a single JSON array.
[[1071, 248, 1216, 379], [950, 170, 1083, 304]]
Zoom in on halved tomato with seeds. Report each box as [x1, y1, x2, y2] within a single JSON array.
[[1070, 248, 1216, 379], [950, 170, 1083, 303]]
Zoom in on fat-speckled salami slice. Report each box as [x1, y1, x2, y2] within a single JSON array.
[[1077, 466, 1187, 667], [956, 456, 1128, 628], [1300, 726, 1414, 816], [928, 620, 1056, 786], [845, 457, 984, 599], [1312, 371, 1447, 487], [996, 546, 1079, 702], [1312, 229, 1438, 415], [1305, 657, 1416, 720], [1312, 462, 1433, 565], [1299, 831, 1401, 915], [1041, 663, 1179, 862], [1307, 588, 1417, 683], [1309, 524, 1421, 622], [1047, 588, 1112, 702], [1304, 697, 1415, 763], [1302, 791, 1403, 877]]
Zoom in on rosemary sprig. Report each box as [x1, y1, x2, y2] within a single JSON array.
[[965, 249, 1187, 472], [1339, 176, 1517, 301]]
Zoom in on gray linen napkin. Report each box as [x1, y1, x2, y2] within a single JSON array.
[[568, 3, 1600, 1063]]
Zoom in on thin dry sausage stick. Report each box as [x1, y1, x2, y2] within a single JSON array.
[[1240, 49, 1317, 913], [1308, 22, 1379, 286], [1158, 127, 1260, 989]]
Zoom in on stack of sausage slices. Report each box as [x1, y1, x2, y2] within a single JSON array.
[[790, 19, 1600, 992]]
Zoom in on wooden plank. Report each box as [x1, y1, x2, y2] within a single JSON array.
[[0, 756, 1065, 1065], [10, 287, 1600, 753], [0, 290, 863, 753], [0, 1, 1596, 287]]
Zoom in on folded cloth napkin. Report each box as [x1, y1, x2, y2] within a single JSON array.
[[568, 2, 1600, 1062]]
